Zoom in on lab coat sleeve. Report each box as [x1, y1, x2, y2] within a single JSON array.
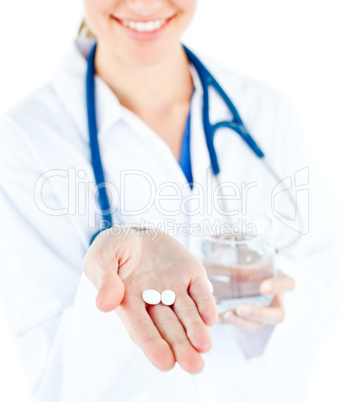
[[266, 94, 341, 294], [224, 92, 341, 358], [263, 96, 342, 355], [0, 115, 139, 402]]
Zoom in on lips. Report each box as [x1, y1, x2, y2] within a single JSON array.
[[111, 15, 175, 40], [119, 18, 168, 32]]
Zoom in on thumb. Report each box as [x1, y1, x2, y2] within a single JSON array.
[[96, 272, 125, 312], [83, 247, 125, 312]]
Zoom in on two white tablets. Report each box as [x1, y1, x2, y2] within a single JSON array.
[[143, 289, 176, 306], [143, 279, 213, 305]]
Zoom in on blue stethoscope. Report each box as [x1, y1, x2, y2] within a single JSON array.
[[87, 43, 301, 250]]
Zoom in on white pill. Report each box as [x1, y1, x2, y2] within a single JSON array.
[[161, 290, 176, 306], [142, 289, 161, 305]]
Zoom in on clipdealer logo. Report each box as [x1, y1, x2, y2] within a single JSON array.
[[271, 167, 309, 235], [33, 168, 258, 228], [34, 166, 309, 235]]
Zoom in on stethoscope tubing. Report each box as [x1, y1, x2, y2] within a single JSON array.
[[86, 42, 302, 251]]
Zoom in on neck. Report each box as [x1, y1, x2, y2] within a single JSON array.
[[94, 42, 194, 114]]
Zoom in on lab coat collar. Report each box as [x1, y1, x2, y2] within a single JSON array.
[[51, 37, 123, 141], [51, 37, 208, 142]]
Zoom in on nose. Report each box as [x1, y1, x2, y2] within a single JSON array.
[[126, 0, 165, 17]]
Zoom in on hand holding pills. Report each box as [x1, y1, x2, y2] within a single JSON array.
[[84, 227, 218, 374]]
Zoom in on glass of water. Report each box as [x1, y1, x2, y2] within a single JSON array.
[[201, 212, 276, 317]]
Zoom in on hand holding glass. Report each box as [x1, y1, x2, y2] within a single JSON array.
[[201, 213, 276, 318]]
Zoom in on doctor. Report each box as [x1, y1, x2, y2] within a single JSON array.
[[0, 0, 339, 401], [81, 0, 297, 374]]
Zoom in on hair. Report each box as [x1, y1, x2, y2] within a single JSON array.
[[78, 19, 95, 38]]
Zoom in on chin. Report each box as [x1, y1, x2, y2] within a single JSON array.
[[109, 40, 181, 68]]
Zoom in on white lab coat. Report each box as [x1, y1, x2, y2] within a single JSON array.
[[0, 37, 340, 402]]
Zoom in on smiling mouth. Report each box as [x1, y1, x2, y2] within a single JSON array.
[[112, 15, 175, 33]]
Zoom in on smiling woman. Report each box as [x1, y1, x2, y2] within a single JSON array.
[[80, 1, 196, 161], [0, 0, 341, 401], [83, 0, 196, 64]]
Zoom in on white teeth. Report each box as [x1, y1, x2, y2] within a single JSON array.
[[122, 19, 166, 32]]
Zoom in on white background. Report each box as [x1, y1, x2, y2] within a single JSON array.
[[0, 0, 341, 401]]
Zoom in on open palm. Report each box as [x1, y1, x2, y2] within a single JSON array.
[[83, 227, 218, 374]]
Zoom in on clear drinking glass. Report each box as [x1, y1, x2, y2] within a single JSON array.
[[201, 212, 276, 317]]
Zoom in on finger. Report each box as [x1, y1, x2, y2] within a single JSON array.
[[172, 292, 212, 353], [234, 294, 285, 325], [259, 270, 295, 295], [149, 304, 205, 374], [116, 301, 175, 371], [188, 275, 218, 326], [222, 311, 265, 332], [83, 237, 125, 312], [95, 272, 125, 312]]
